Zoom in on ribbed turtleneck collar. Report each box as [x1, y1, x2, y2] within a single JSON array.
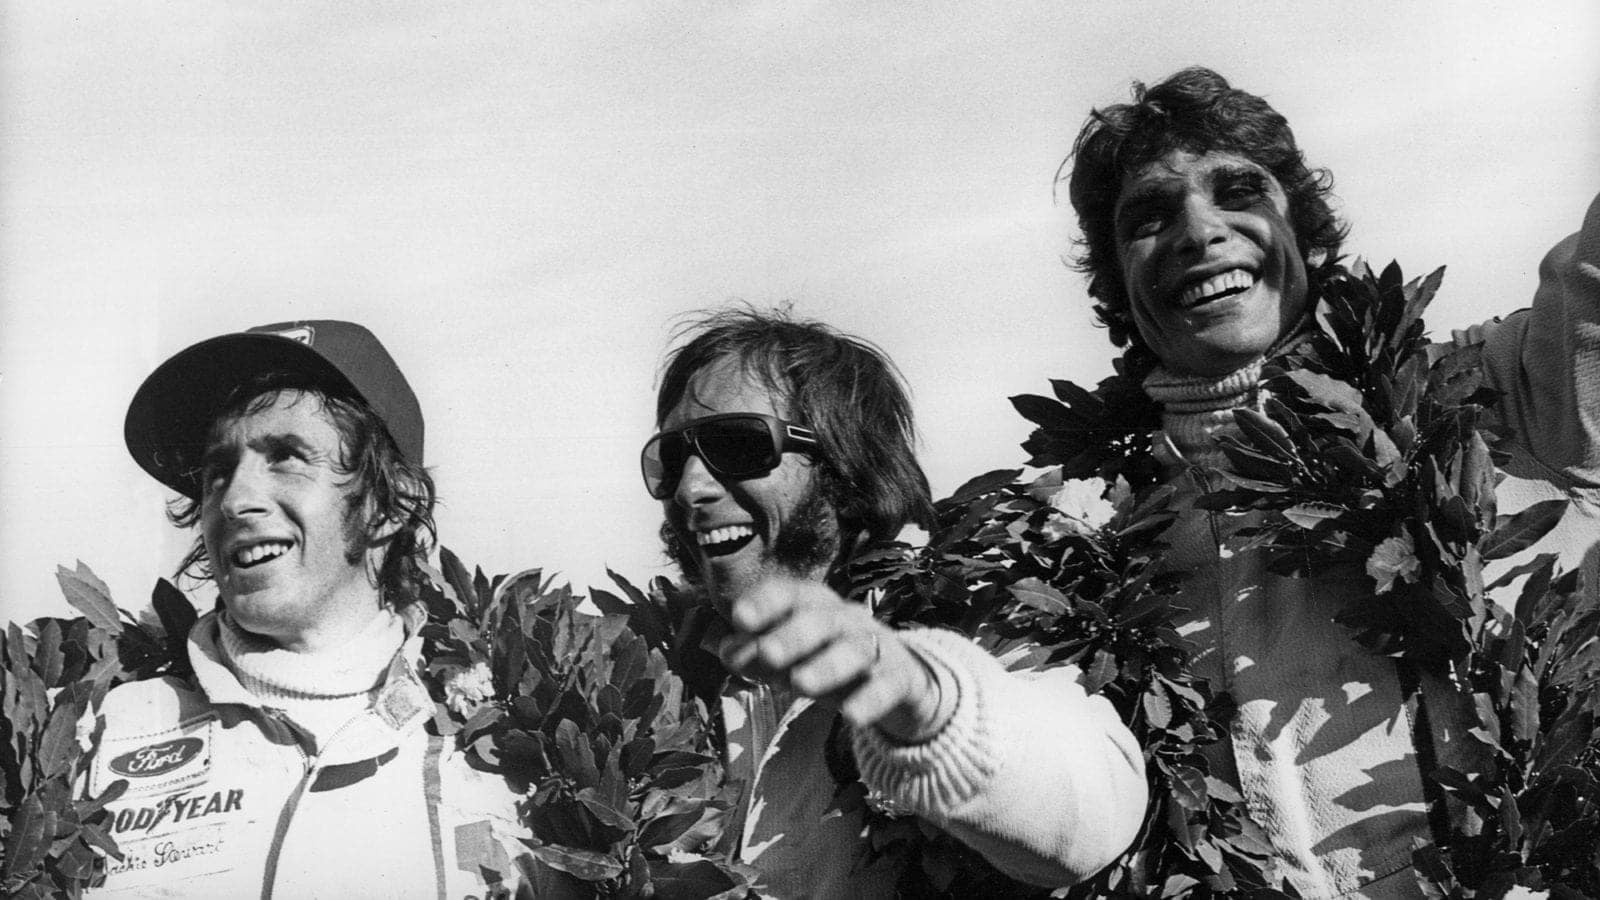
[[217, 607, 406, 705], [1143, 356, 1265, 467]]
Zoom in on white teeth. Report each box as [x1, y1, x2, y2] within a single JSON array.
[[233, 541, 291, 566], [696, 525, 754, 547], [1179, 269, 1255, 307]]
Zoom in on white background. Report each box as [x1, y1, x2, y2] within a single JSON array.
[[4, 2, 1597, 624]]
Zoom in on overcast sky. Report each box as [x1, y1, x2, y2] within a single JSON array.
[[4, 2, 1597, 624]]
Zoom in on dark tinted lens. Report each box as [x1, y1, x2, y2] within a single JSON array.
[[696, 417, 777, 477], [642, 432, 687, 499]]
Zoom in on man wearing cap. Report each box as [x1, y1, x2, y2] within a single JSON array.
[[88, 321, 530, 897], [643, 308, 1146, 896]]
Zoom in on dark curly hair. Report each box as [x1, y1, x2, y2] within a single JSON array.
[[1063, 67, 1348, 357], [654, 306, 935, 580], [168, 372, 438, 609]]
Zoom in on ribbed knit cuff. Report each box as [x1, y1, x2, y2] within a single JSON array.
[[851, 628, 996, 815]]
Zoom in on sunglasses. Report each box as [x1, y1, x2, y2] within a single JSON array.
[[641, 413, 819, 500]]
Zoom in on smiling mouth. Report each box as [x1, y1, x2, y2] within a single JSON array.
[[1179, 269, 1255, 309], [696, 525, 754, 558], [232, 540, 292, 569]]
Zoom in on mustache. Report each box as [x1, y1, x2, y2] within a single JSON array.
[[658, 487, 842, 587]]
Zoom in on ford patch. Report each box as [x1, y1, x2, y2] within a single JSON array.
[[110, 737, 206, 778]]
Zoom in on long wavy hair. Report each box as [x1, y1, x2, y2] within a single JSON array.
[[654, 307, 935, 579], [1063, 67, 1348, 364], [168, 372, 437, 609]]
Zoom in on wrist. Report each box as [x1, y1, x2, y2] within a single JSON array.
[[876, 644, 957, 744]]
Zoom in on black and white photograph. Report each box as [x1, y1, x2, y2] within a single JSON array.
[[3, 3, 1597, 897]]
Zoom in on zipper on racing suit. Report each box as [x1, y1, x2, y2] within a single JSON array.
[[259, 709, 360, 900]]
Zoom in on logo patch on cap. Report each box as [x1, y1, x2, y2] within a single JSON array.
[[110, 737, 206, 778], [264, 325, 315, 346]]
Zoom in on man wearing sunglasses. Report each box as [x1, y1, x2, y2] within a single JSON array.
[[643, 308, 1146, 896]]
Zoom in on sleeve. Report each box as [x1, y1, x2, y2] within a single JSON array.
[[848, 627, 1146, 888], [1476, 191, 1600, 486]]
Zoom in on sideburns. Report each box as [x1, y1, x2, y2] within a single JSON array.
[[341, 480, 388, 589], [335, 433, 387, 577], [771, 486, 842, 581]]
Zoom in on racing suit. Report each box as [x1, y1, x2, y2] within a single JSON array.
[[83, 610, 531, 899]]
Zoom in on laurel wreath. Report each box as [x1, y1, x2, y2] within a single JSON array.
[[6, 262, 1596, 898], [842, 261, 1600, 897], [1, 552, 753, 900], [0, 566, 196, 899]]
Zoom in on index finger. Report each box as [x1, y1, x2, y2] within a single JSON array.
[[727, 575, 813, 634]]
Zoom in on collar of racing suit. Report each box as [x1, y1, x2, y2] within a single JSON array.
[[186, 604, 434, 765]]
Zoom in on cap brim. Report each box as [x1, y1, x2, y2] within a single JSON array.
[[124, 333, 361, 500]]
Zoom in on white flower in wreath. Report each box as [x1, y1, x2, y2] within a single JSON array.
[[1041, 476, 1118, 541], [666, 848, 708, 865], [75, 705, 99, 753], [1366, 532, 1421, 594], [442, 661, 495, 718]]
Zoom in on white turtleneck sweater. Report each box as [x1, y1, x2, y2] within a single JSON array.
[[216, 608, 406, 747]]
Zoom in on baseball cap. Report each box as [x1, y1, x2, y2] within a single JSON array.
[[124, 320, 424, 499]]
